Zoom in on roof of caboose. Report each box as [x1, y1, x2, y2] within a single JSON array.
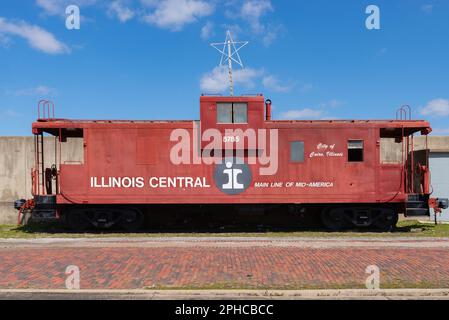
[[32, 95, 432, 137], [32, 118, 431, 138]]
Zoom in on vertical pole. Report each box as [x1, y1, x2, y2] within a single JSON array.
[[58, 128, 62, 194], [405, 136, 411, 193], [227, 35, 234, 96], [402, 127, 406, 193], [34, 135, 38, 195], [410, 134, 412, 193], [41, 133, 45, 195]]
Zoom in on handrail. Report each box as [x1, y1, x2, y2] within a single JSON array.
[[396, 105, 412, 121], [38, 100, 55, 120]]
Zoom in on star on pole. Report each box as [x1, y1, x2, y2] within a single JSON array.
[[210, 30, 249, 96]]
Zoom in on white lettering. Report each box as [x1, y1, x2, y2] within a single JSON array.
[[65, 5, 80, 30], [365, 5, 381, 30]]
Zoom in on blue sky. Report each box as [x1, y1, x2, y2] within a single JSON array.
[[0, 0, 449, 135]]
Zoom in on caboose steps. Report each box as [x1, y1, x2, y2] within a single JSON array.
[[405, 194, 431, 217], [405, 208, 430, 216]]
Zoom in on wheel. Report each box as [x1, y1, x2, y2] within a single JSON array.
[[373, 210, 398, 232], [64, 209, 91, 231], [119, 209, 144, 232], [320, 207, 348, 231]]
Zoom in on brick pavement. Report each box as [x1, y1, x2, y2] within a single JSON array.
[[0, 239, 448, 289]]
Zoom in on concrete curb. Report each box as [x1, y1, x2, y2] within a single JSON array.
[[1, 237, 449, 249], [1, 289, 449, 300]]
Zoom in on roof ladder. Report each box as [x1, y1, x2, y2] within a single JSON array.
[[396, 105, 412, 120], [38, 100, 55, 120]]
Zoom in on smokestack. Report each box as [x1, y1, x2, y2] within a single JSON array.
[[265, 99, 272, 121]]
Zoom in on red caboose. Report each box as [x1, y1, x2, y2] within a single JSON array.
[[17, 96, 448, 231]]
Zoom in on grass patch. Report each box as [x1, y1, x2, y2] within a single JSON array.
[[0, 220, 448, 239], [144, 280, 449, 290]]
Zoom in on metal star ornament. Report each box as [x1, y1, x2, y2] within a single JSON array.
[[210, 31, 249, 96]]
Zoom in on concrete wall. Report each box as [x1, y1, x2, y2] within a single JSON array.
[[381, 136, 449, 163], [0, 137, 83, 224]]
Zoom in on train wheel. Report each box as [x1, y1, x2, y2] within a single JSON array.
[[65, 209, 91, 231], [119, 209, 144, 232], [320, 207, 348, 231], [373, 210, 398, 232]]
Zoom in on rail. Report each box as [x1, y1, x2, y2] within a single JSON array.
[[38, 100, 55, 120], [396, 105, 412, 121]]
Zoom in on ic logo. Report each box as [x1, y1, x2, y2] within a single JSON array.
[[214, 158, 252, 195]]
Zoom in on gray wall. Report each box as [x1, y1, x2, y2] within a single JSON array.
[[0, 137, 35, 224], [381, 136, 449, 162], [0, 137, 83, 224]]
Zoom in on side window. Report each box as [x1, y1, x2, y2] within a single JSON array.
[[348, 140, 364, 162], [290, 141, 304, 163], [217, 102, 248, 124], [217, 103, 232, 123], [233, 103, 248, 123]]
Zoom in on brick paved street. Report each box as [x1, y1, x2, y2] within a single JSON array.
[[0, 238, 448, 290]]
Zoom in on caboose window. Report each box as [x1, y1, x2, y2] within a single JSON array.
[[233, 103, 247, 123], [217, 103, 233, 123], [290, 141, 304, 163], [217, 103, 247, 124], [348, 140, 364, 162]]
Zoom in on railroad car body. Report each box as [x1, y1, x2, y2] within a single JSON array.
[[17, 96, 448, 231]]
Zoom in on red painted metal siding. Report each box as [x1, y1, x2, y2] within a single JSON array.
[[55, 124, 406, 205], [32, 96, 431, 207]]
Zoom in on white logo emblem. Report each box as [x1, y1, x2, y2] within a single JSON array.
[[214, 158, 252, 195], [222, 161, 244, 190]]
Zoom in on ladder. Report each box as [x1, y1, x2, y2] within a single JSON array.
[[35, 133, 45, 195]]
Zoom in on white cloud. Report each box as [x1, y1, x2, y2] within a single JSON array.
[[299, 83, 313, 93], [2, 109, 21, 117], [36, 0, 98, 16], [9, 85, 57, 97], [108, 0, 135, 23], [200, 65, 262, 93], [143, 0, 214, 31], [200, 66, 295, 95], [279, 99, 341, 120], [262, 28, 277, 46], [421, 4, 433, 14], [201, 21, 214, 40], [36, 0, 64, 15], [421, 99, 449, 116], [221, 24, 243, 39], [378, 47, 387, 55], [0, 33, 10, 47], [241, 0, 273, 33], [0, 18, 70, 54], [139, 0, 159, 7], [320, 99, 342, 108], [279, 108, 325, 120], [262, 75, 293, 93], [238, 0, 283, 46]]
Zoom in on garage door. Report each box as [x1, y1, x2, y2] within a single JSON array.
[[430, 152, 449, 221]]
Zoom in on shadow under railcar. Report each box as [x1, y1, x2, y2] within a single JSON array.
[[16, 204, 415, 234]]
